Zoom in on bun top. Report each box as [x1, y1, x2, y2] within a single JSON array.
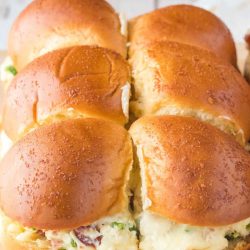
[[0, 118, 133, 230], [129, 4, 236, 66], [8, 0, 126, 70], [3, 46, 130, 141], [130, 115, 250, 227], [129, 41, 250, 145]]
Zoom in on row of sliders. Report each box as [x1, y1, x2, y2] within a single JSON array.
[[1, 0, 250, 250], [1, 116, 250, 250]]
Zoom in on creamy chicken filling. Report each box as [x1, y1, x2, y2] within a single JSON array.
[[139, 212, 250, 250], [2, 213, 138, 250]]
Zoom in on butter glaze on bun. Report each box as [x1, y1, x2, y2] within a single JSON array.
[[0, 118, 133, 230], [3, 46, 130, 141], [129, 4, 236, 66], [129, 41, 250, 145], [8, 0, 126, 70], [130, 115, 250, 227]]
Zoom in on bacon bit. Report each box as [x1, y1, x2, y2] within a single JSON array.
[[129, 190, 135, 212], [36, 230, 46, 238], [95, 236, 103, 245], [74, 226, 103, 248]]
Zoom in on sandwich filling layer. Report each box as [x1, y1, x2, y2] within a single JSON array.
[[0, 212, 138, 250], [139, 212, 250, 250]]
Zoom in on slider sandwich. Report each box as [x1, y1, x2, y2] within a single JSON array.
[[2, 45, 131, 143], [1, 0, 126, 89], [129, 41, 250, 145], [130, 115, 250, 250], [129, 5, 237, 66], [129, 4, 237, 66], [0, 118, 138, 250]]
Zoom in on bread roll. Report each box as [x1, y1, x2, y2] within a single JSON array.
[[129, 4, 236, 66], [129, 41, 250, 145], [0, 118, 138, 249], [3, 46, 130, 141], [8, 0, 126, 70], [130, 115, 250, 250]]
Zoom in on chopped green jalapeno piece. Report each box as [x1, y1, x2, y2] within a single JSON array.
[[111, 222, 125, 230], [5, 65, 17, 76], [71, 238, 77, 247], [225, 231, 241, 241], [129, 225, 137, 232]]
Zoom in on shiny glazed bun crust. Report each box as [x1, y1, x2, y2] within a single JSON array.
[[129, 41, 250, 144], [8, 0, 126, 70], [0, 118, 133, 230], [3, 46, 130, 141], [130, 115, 250, 227], [129, 4, 236, 66]]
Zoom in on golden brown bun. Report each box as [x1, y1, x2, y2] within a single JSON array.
[[8, 0, 126, 70], [0, 118, 133, 230], [129, 4, 237, 66], [129, 41, 250, 145], [3, 46, 130, 141], [130, 115, 250, 227]]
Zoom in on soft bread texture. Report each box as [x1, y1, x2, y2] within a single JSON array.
[[129, 41, 250, 145], [129, 4, 237, 66], [0, 118, 133, 230], [3, 46, 130, 141], [130, 115, 250, 227], [8, 0, 126, 70]]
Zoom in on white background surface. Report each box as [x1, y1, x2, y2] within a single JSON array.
[[0, 0, 250, 69]]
